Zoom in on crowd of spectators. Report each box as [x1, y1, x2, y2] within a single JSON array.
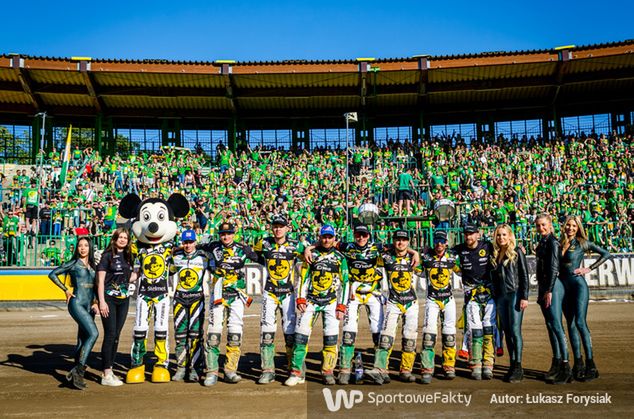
[[1, 130, 632, 266]]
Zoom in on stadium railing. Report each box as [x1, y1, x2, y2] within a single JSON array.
[[2, 222, 632, 268]]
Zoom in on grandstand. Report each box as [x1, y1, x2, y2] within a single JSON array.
[[0, 41, 633, 266]]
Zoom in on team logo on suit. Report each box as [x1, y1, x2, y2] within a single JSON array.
[[312, 271, 333, 292], [390, 270, 412, 292], [179, 268, 198, 289], [267, 258, 291, 282], [429, 267, 450, 289], [144, 255, 166, 280]]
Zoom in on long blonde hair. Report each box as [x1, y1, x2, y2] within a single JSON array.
[[492, 224, 517, 267], [560, 215, 588, 250]]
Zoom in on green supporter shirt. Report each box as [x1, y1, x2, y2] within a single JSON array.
[[43, 247, 61, 262], [449, 179, 459, 192], [495, 207, 508, 224], [591, 215, 606, 234], [607, 197, 619, 213], [25, 189, 39, 206], [582, 210, 592, 223], [62, 249, 73, 263], [398, 173, 414, 191], [104, 205, 117, 221], [431, 174, 444, 187], [3, 216, 19, 235], [420, 217, 432, 228], [220, 151, 231, 166]]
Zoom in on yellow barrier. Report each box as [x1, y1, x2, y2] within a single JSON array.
[[0, 270, 67, 301]]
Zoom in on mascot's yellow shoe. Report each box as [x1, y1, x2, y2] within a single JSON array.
[[126, 365, 146, 383], [151, 366, 171, 383]]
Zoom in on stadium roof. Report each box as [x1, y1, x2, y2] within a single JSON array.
[[1, 39, 633, 127]]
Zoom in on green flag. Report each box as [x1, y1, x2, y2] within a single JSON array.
[[59, 125, 73, 186]]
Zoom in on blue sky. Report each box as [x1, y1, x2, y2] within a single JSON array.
[[3, 0, 633, 61]]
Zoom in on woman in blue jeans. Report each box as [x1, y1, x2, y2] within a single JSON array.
[[491, 224, 529, 383], [559, 215, 611, 381], [48, 236, 98, 389], [535, 214, 571, 384]]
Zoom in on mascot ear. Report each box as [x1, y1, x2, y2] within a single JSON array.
[[119, 194, 142, 220], [168, 193, 190, 218]]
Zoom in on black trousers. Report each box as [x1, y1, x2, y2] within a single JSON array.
[[100, 295, 130, 370]]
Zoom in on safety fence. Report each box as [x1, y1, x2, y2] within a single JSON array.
[[0, 226, 561, 268], [0, 234, 111, 267]]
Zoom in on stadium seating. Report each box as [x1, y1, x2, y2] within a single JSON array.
[[1, 132, 632, 267]]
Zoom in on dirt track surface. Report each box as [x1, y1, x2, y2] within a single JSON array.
[[1, 300, 633, 418]]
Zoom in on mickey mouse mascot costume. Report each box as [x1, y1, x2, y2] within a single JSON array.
[[119, 193, 189, 383]]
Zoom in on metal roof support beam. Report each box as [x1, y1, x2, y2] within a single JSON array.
[[16, 67, 622, 98], [611, 110, 631, 135], [411, 112, 422, 143], [9, 54, 43, 111], [292, 122, 311, 150], [220, 63, 237, 113], [76, 59, 105, 113], [541, 114, 551, 140], [7, 87, 631, 122], [358, 60, 370, 107], [104, 116, 114, 156], [548, 46, 575, 138], [550, 46, 573, 106], [552, 106, 562, 139], [95, 113, 103, 155], [365, 117, 374, 146], [227, 115, 237, 151], [31, 115, 41, 161], [416, 56, 430, 110]]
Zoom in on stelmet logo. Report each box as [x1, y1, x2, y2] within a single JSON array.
[[322, 389, 364, 412]]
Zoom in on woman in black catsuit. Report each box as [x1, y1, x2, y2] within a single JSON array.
[[559, 215, 611, 381], [48, 236, 98, 389]]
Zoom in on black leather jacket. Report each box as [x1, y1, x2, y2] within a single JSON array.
[[491, 247, 529, 300], [535, 233, 560, 299]]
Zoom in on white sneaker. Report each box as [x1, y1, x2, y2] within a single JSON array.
[[101, 371, 124, 387], [284, 375, 306, 387]]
